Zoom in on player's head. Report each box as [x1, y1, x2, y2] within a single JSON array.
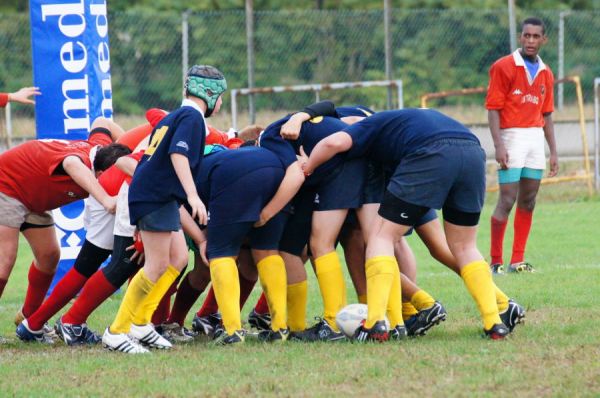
[[520, 17, 547, 58], [184, 65, 227, 118], [93, 143, 132, 173]]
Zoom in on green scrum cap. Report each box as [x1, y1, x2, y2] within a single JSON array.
[[184, 65, 227, 117]]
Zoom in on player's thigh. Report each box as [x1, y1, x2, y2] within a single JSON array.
[[168, 230, 189, 271], [0, 225, 20, 278], [442, 220, 484, 266], [310, 209, 348, 257]]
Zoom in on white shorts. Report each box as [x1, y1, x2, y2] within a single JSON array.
[[113, 183, 135, 238], [500, 127, 546, 170], [83, 196, 115, 250]]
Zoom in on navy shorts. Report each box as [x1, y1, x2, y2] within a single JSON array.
[[387, 139, 485, 213], [278, 187, 315, 256], [315, 158, 366, 211], [206, 212, 288, 260], [209, 166, 284, 226], [363, 161, 386, 204], [137, 200, 181, 232]]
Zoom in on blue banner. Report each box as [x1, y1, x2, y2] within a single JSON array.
[[29, 0, 113, 292]]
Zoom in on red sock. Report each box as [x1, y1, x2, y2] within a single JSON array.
[[0, 278, 7, 298], [168, 273, 205, 326], [196, 286, 218, 317], [62, 271, 117, 325], [239, 274, 257, 309], [151, 294, 171, 326], [490, 216, 508, 265], [22, 263, 55, 318], [27, 268, 87, 330], [254, 292, 269, 315], [511, 207, 533, 264]]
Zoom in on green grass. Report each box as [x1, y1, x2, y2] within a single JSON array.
[[1, 196, 600, 397]]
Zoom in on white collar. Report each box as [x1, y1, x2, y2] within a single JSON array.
[[181, 98, 204, 115], [512, 49, 547, 71], [89, 145, 100, 172]]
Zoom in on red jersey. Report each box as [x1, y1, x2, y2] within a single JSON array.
[[0, 93, 8, 107], [485, 50, 554, 129], [0, 139, 98, 212]]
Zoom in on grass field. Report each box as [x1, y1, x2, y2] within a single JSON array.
[[1, 190, 600, 397]]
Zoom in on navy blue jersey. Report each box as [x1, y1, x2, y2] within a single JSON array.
[[197, 146, 285, 204], [343, 108, 478, 166], [336, 105, 375, 118], [129, 105, 206, 224], [260, 115, 348, 185]]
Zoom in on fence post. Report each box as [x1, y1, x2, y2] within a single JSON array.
[[507, 0, 517, 51], [594, 77, 599, 191], [4, 103, 12, 149], [181, 10, 190, 88], [245, 0, 256, 124], [558, 11, 569, 111], [384, 0, 393, 109]]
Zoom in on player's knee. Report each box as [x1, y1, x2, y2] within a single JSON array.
[[35, 249, 60, 272]]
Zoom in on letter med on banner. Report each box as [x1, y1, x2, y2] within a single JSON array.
[[30, 0, 112, 293]]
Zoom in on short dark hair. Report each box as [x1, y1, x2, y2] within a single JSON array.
[[93, 143, 131, 172], [522, 17, 546, 35]]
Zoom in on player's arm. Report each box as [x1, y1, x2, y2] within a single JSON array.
[[543, 113, 558, 177], [171, 153, 207, 225], [115, 156, 138, 177], [488, 110, 508, 169], [302, 131, 353, 176], [2, 87, 40, 106], [255, 161, 305, 227], [280, 100, 337, 140], [62, 155, 116, 214]]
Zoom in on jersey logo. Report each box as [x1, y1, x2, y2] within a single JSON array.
[[176, 141, 189, 151], [512, 89, 523, 96], [309, 116, 323, 124], [540, 85, 545, 96]]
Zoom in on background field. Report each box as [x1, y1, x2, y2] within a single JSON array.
[[1, 187, 599, 397]]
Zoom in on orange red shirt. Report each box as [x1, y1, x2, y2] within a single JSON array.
[[485, 49, 554, 129], [0, 136, 107, 213]]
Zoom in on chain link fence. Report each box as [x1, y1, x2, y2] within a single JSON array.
[[1, 8, 600, 135]]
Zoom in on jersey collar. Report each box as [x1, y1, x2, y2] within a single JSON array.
[[181, 98, 204, 114], [512, 49, 547, 84]]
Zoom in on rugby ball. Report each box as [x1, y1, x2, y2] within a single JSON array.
[[335, 303, 390, 338]]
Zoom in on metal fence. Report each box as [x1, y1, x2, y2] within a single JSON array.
[[1, 8, 600, 128]]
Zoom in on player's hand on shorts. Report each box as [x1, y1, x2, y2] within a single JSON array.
[[188, 194, 207, 225], [198, 240, 209, 267], [495, 145, 509, 169], [102, 196, 117, 214], [8, 86, 40, 105], [254, 210, 271, 228], [548, 153, 559, 177], [280, 115, 303, 140], [128, 231, 145, 265]]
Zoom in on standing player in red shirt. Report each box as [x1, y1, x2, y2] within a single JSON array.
[[486, 17, 559, 274], [0, 118, 126, 343]]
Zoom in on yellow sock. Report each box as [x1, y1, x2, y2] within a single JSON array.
[[256, 255, 288, 331], [460, 260, 502, 330], [132, 265, 180, 325], [110, 269, 155, 334], [287, 280, 307, 332], [314, 251, 347, 331], [411, 289, 436, 311], [358, 294, 367, 304], [364, 255, 396, 329], [210, 257, 241, 335], [386, 266, 403, 328], [402, 301, 418, 320], [494, 283, 509, 313]]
